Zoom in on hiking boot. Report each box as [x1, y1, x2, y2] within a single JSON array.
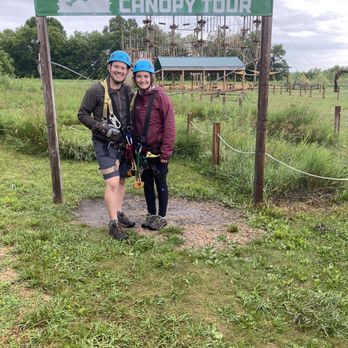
[[109, 220, 128, 240], [117, 211, 135, 228], [141, 214, 157, 229], [148, 215, 167, 231]]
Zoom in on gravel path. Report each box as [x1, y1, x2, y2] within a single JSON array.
[[76, 194, 264, 249]]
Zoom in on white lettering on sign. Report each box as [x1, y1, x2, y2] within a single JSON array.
[[226, 0, 238, 13], [119, 0, 251, 14], [159, 0, 171, 12], [186, 0, 195, 12], [132, 0, 144, 12], [146, 0, 158, 12], [120, 0, 131, 13]]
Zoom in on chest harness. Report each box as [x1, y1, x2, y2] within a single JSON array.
[[129, 91, 161, 189], [99, 79, 130, 131], [98, 79, 130, 177]]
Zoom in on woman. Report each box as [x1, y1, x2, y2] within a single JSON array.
[[132, 59, 176, 230]]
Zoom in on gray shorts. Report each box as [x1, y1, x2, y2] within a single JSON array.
[[93, 138, 122, 180]]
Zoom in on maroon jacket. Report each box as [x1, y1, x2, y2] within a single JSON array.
[[133, 86, 176, 161]]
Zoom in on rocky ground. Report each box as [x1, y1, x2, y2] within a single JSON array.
[[76, 193, 264, 249]]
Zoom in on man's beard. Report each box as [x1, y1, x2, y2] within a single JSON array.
[[110, 73, 125, 86]]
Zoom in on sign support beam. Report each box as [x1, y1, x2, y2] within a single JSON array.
[[36, 16, 63, 204], [254, 16, 272, 206]]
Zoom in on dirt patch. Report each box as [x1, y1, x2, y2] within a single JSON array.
[[76, 194, 264, 249]]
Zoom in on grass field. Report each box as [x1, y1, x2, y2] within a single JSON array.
[[0, 77, 348, 347]]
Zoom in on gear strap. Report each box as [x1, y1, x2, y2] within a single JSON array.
[[99, 79, 130, 130], [131, 92, 156, 145]]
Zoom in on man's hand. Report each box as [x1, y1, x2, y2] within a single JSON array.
[[93, 122, 122, 142]]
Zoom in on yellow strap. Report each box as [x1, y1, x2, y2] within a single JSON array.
[[130, 91, 138, 113], [99, 79, 113, 119]]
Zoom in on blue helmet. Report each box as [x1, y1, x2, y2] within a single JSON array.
[[108, 50, 131, 68], [133, 59, 155, 74]]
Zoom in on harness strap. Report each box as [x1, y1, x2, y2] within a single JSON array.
[[99, 79, 122, 129], [131, 92, 156, 145], [100, 79, 110, 122], [141, 93, 156, 144], [100, 159, 120, 175]]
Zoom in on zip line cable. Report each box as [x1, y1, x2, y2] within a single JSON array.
[[51, 62, 95, 81]]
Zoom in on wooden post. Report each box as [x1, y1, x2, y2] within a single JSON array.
[[181, 70, 184, 90], [212, 122, 220, 167], [187, 112, 193, 135], [289, 84, 292, 96], [36, 16, 63, 204], [222, 94, 226, 105], [273, 84, 275, 94], [254, 16, 272, 207], [334, 106, 341, 134], [322, 85, 325, 98], [280, 86, 282, 95], [299, 86, 302, 97], [337, 87, 340, 100]]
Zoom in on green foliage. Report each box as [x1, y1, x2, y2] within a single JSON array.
[[266, 104, 336, 145], [0, 48, 14, 76], [1, 129, 348, 346], [174, 130, 203, 161]]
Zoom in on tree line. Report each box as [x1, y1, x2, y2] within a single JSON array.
[[1, 15, 290, 80]]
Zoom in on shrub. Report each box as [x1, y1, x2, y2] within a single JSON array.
[[173, 131, 203, 161]]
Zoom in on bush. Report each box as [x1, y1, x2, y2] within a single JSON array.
[[173, 131, 203, 161]]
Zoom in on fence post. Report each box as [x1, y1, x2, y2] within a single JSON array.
[[334, 106, 341, 134], [322, 85, 325, 98], [222, 94, 226, 105], [212, 122, 220, 167], [187, 112, 193, 135], [299, 86, 302, 97], [280, 86, 282, 95], [337, 87, 340, 100]]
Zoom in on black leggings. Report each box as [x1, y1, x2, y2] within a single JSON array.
[[141, 158, 168, 217]]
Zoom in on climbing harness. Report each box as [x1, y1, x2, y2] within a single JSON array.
[[99, 79, 122, 129], [130, 91, 158, 188]]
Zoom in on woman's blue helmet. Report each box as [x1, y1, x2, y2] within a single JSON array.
[[133, 59, 155, 74], [108, 50, 131, 68]]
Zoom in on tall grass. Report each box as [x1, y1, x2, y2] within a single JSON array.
[[1, 78, 348, 200]]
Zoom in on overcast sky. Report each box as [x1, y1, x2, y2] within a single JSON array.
[[1, 0, 347, 72]]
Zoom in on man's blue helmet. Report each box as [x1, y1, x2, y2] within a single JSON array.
[[133, 59, 155, 74], [108, 50, 131, 68]]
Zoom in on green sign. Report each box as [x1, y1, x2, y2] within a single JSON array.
[[34, 0, 273, 16]]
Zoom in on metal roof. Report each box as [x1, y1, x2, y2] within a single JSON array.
[[154, 56, 245, 72]]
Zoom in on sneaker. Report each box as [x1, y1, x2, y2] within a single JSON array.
[[117, 211, 135, 228], [148, 215, 167, 231], [141, 214, 157, 229], [109, 220, 128, 240]]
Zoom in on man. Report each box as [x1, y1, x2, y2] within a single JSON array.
[[78, 50, 135, 240]]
